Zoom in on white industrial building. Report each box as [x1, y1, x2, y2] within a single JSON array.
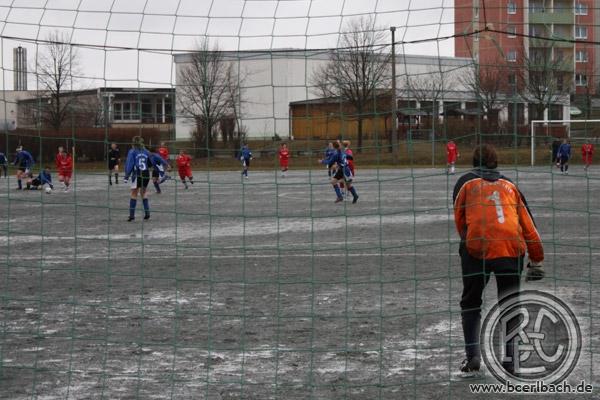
[[173, 50, 477, 140]]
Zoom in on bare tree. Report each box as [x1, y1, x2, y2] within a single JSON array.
[[36, 31, 80, 131], [517, 44, 569, 121], [459, 58, 510, 129], [312, 16, 390, 152], [404, 68, 451, 125], [177, 39, 242, 153]]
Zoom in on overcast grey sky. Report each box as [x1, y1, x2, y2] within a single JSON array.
[[0, 0, 455, 89]]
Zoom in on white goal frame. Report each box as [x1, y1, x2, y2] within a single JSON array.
[[530, 119, 600, 166]]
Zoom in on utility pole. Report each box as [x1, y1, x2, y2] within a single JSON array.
[[390, 26, 399, 162]]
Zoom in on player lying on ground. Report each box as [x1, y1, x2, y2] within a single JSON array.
[[124, 136, 164, 221], [176, 149, 194, 189], [55, 146, 73, 192], [240, 144, 252, 178], [556, 139, 571, 174], [26, 166, 53, 191], [108, 142, 121, 185], [278, 143, 289, 177], [13, 146, 34, 190], [0, 151, 7, 178], [582, 142, 594, 171], [453, 144, 544, 375], [319, 141, 359, 204]]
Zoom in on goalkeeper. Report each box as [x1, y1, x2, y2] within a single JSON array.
[[453, 144, 544, 374]]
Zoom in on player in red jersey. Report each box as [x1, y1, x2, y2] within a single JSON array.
[[446, 140, 460, 174], [55, 146, 73, 192], [278, 143, 290, 177], [176, 149, 194, 189], [582, 142, 594, 171], [158, 142, 171, 171]]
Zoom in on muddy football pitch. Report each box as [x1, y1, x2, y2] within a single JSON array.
[[1, 166, 599, 399]]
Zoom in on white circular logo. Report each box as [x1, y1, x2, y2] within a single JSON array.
[[480, 290, 581, 384]]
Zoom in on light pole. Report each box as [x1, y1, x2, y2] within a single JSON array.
[[390, 26, 398, 162]]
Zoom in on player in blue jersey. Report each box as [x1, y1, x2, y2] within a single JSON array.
[[319, 141, 359, 203], [124, 136, 163, 221], [27, 166, 53, 191], [0, 151, 7, 178], [556, 139, 571, 175], [240, 144, 252, 178], [13, 146, 34, 190], [324, 142, 335, 177], [149, 149, 170, 194]]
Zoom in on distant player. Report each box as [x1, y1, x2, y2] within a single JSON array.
[[176, 149, 194, 189], [446, 140, 459, 174], [55, 146, 73, 192], [551, 139, 561, 168], [324, 142, 335, 177], [339, 140, 355, 194], [149, 150, 169, 194], [108, 143, 120, 185], [319, 141, 359, 203], [556, 139, 571, 174], [582, 142, 594, 171], [0, 151, 7, 178], [240, 144, 252, 178], [278, 143, 290, 177], [13, 146, 34, 190], [124, 136, 160, 221], [27, 166, 53, 191], [453, 144, 544, 375], [158, 142, 171, 171]]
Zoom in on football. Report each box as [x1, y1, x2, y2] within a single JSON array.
[[45, 187, 52, 194]]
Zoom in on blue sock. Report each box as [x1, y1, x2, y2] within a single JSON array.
[[349, 187, 358, 197], [142, 199, 149, 214], [334, 185, 342, 198], [129, 199, 137, 218], [17, 179, 22, 189]]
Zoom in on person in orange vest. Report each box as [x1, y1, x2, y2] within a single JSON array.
[[453, 144, 544, 375], [446, 140, 460, 174], [582, 142, 594, 172]]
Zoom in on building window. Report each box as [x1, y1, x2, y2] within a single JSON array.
[[507, 25, 517, 37], [474, 6, 479, 19], [507, 2, 517, 14], [576, 50, 588, 62], [529, 1, 544, 13], [575, 74, 588, 86], [556, 74, 564, 91], [575, 3, 588, 15], [575, 26, 588, 39], [507, 50, 517, 62], [113, 101, 140, 121], [508, 73, 516, 86], [555, 50, 564, 62], [529, 25, 542, 37]]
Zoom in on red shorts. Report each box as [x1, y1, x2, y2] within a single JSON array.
[[280, 161, 289, 169], [178, 168, 192, 179], [583, 155, 593, 164], [59, 170, 72, 179]]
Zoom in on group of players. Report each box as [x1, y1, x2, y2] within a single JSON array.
[[552, 138, 595, 174]]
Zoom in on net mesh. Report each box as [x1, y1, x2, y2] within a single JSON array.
[[0, 1, 599, 398]]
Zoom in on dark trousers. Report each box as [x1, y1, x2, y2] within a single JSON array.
[[460, 244, 523, 360]]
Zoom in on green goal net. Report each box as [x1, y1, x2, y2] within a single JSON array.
[[0, 1, 598, 398]]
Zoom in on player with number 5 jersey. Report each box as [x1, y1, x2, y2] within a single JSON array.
[[124, 136, 162, 222], [452, 144, 544, 376]]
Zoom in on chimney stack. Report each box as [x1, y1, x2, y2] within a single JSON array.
[[13, 46, 27, 91]]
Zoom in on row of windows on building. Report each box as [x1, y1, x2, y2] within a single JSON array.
[[474, 2, 589, 17]]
